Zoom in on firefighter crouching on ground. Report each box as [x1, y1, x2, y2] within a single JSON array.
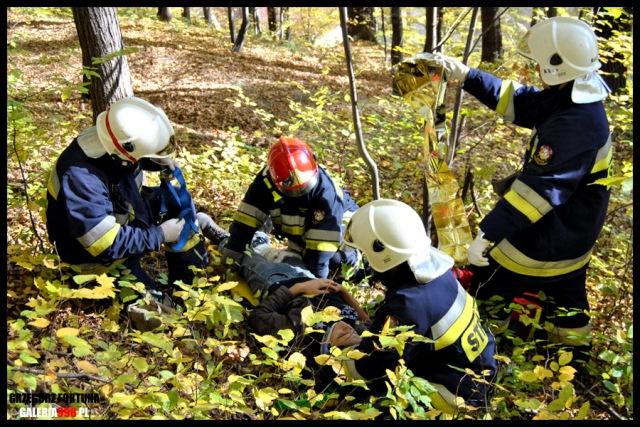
[[45, 96, 214, 329], [434, 17, 612, 361], [337, 199, 497, 413], [220, 136, 360, 279]]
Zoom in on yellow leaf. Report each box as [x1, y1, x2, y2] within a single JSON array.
[[278, 388, 293, 395], [314, 354, 331, 365], [518, 370, 538, 383], [282, 352, 306, 374], [29, 318, 50, 328], [346, 349, 367, 360], [216, 281, 239, 292], [56, 327, 80, 338], [558, 351, 573, 366], [76, 360, 99, 374], [534, 365, 553, 380]]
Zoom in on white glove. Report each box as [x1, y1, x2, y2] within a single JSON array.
[[159, 218, 186, 243], [433, 53, 470, 82], [196, 212, 214, 230], [467, 231, 491, 267]]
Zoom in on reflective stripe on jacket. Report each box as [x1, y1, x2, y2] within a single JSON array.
[[227, 166, 358, 278], [46, 130, 164, 265], [346, 269, 497, 403], [463, 68, 611, 277]]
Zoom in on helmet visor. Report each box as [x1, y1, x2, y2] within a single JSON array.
[[151, 135, 177, 158]]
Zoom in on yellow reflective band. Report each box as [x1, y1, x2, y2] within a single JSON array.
[[591, 146, 612, 173], [263, 177, 273, 189], [271, 191, 282, 203], [460, 313, 489, 362], [434, 292, 474, 350], [504, 190, 543, 223], [305, 239, 340, 252], [238, 201, 268, 222], [233, 211, 261, 228], [86, 223, 121, 257], [490, 240, 592, 277], [495, 80, 521, 122], [281, 224, 305, 236], [166, 233, 201, 253], [48, 167, 61, 200]]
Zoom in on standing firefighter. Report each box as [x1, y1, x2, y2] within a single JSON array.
[[221, 136, 360, 279], [46, 96, 211, 328], [435, 17, 612, 361]]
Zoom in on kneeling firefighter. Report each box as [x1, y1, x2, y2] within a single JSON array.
[[46, 96, 211, 328]]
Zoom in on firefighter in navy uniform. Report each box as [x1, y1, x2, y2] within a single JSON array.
[[220, 137, 360, 279], [45, 97, 211, 322], [434, 17, 612, 360], [335, 199, 497, 413]]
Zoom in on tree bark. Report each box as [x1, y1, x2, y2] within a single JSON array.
[[228, 7, 236, 44], [390, 7, 403, 65], [268, 7, 278, 33], [249, 7, 261, 35], [546, 7, 557, 18], [380, 7, 387, 64], [157, 7, 171, 22], [347, 7, 377, 42], [424, 7, 437, 52], [182, 7, 190, 21], [203, 7, 221, 30], [339, 7, 380, 200], [480, 7, 503, 62], [232, 7, 249, 52], [281, 7, 291, 40], [436, 7, 443, 52], [593, 7, 632, 94], [72, 7, 133, 122]]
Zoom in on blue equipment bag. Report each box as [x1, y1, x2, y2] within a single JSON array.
[[159, 166, 200, 251]]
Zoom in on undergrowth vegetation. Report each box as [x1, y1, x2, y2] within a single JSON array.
[[6, 7, 633, 420]]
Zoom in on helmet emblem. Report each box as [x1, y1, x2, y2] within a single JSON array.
[[533, 144, 554, 166], [312, 209, 326, 224]]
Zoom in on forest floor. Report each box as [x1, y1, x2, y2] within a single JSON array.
[[7, 7, 633, 420]]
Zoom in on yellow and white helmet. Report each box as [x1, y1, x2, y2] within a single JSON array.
[[96, 97, 175, 163], [344, 199, 431, 273]]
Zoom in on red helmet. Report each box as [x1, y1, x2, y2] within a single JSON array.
[[267, 137, 319, 197]]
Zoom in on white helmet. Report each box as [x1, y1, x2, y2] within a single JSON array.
[[517, 17, 600, 86], [344, 199, 431, 273], [96, 97, 175, 163]]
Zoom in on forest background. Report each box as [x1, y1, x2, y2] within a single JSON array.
[[6, 6, 633, 420]]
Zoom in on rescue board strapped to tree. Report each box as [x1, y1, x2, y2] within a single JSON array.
[[392, 53, 473, 265]]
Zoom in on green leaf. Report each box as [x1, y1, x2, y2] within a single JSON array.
[[558, 351, 573, 366], [140, 332, 173, 354], [63, 335, 93, 357], [73, 274, 98, 285], [132, 357, 149, 373], [20, 352, 38, 364]]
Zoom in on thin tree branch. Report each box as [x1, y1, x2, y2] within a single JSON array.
[[10, 117, 45, 253], [575, 379, 626, 420], [7, 359, 111, 384], [433, 8, 471, 51]]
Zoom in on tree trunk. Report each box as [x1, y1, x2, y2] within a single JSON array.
[[390, 7, 403, 65], [380, 7, 387, 64], [72, 7, 133, 122], [339, 7, 380, 200], [203, 7, 221, 30], [268, 7, 278, 33], [281, 7, 291, 40], [435, 7, 443, 52], [182, 7, 190, 21], [424, 7, 437, 52], [593, 7, 632, 94], [157, 7, 171, 22], [228, 7, 236, 44], [347, 7, 377, 42], [480, 7, 503, 62], [232, 7, 249, 52], [249, 7, 261, 35], [546, 7, 557, 18]]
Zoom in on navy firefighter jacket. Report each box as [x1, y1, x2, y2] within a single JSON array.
[[226, 165, 358, 278], [343, 266, 497, 404], [463, 68, 612, 278], [46, 127, 165, 266]]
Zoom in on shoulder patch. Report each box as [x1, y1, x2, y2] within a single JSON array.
[[312, 209, 326, 224], [533, 144, 554, 166]]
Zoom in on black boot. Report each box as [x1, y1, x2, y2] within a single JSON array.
[[196, 212, 230, 245]]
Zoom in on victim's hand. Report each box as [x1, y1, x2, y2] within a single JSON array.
[[289, 278, 341, 297]]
